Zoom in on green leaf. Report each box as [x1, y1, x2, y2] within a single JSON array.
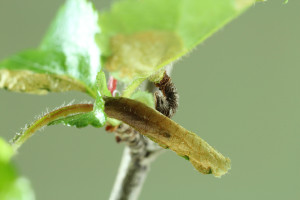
[[0, 0, 101, 97], [48, 112, 103, 128], [48, 72, 109, 128], [10, 70, 108, 150], [0, 138, 14, 163], [96, 71, 112, 97], [0, 138, 35, 200], [93, 73, 108, 125], [99, 0, 256, 82], [131, 91, 154, 108]]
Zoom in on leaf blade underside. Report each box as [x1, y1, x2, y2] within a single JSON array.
[[0, 0, 101, 97], [99, 0, 256, 82]]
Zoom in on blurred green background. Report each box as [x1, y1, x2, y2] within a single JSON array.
[[0, 0, 299, 199]]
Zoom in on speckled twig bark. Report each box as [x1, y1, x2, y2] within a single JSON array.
[[109, 124, 163, 200]]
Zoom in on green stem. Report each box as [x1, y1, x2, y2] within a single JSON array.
[[11, 104, 93, 151]]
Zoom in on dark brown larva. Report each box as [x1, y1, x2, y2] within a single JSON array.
[[154, 71, 179, 118]]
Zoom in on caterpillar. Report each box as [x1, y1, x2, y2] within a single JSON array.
[[154, 71, 179, 118]]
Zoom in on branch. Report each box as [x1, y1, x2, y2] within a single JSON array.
[[109, 124, 163, 200]]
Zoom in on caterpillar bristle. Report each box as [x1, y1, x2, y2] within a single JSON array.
[[154, 71, 179, 118]]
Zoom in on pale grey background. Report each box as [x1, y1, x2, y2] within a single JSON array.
[[0, 0, 299, 199]]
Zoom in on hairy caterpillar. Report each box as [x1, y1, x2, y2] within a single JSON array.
[[154, 71, 179, 118]]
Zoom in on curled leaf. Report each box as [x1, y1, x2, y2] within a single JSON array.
[[103, 97, 231, 177], [11, 104, 94, 151]]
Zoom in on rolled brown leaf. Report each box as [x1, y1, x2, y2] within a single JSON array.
[[104, 97, 231, 177]]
